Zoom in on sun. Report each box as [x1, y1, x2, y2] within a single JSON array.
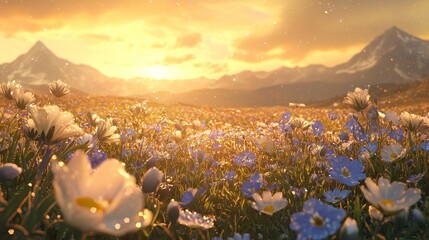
[[143, 65, 175, 80]]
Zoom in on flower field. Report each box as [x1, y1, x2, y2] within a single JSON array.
[[1, 81, 429, 239]]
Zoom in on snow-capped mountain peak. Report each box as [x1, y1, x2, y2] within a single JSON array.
[[335, 26, 429, 75]]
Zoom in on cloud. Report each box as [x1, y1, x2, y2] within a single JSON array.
[[234, 0, 429, 62], [81, 34, 113, 43], [175, 33, 202, 48], [194, 62, 228, 74], [161, 54, 195, 65]]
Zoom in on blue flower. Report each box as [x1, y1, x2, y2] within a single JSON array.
[[290, 186, 308, 200], [312, 120, 324, 136], [407, 172, 425, 184], [222, 170, 236, 181], [345, 118, 367, 142], [420, 141, 429, 152], [88, 149, 107, 169], [324, 188, 351, 203], [282, 112, 292, 122], [328, 112, 338, 121], [290, 198, 346, 240], [233, 150, 256, 166], [279, 112, 292, 132], [328, 156, 366, 186], [241, 173, 266, 198], [180, 188, 206, 207], [389, 127, 404, 142], [365, 142, 378, 154]]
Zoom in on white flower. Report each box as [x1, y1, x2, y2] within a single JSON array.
[[340, 217, 359, 240], [177, 209, 215, 229], [290, 117, 311, 130], [95, 119, 120, 144], [12, 89, 35, 110], [25, 105, 83, 144], [0, 80, 21, 100], [49, 80, 70, 98], [77, 133, 95, 149], [251, 191, 288, 216], [400, 111, 424, 132], [254, 136, 275, 154], [381, 143, 406, 163], [51, 150, 152, 236], [360, 177, 421, 215], [420, 117, 429, 135], [383, 111, 400, 126], [343, 88, 370, 112], [0, 163, 22, 182]]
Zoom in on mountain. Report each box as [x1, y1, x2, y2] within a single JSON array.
[[332, 26, 429, 85], [1, 26, 428, 106], [213, 27, 429, 92], [0, 41, 147, 96], [213, 65, 329, 90]]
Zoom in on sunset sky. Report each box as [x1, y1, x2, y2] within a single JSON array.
[[0, 0, 428, 80]]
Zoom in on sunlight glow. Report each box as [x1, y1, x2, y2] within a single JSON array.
[[143, 65, 175, 80]]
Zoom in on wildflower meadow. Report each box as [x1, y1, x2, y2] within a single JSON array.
[[1, 80, 429, 239]]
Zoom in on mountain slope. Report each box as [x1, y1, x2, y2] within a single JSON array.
[[0, 41, 147, 96], [332, 26, 429, 85], [213, 27, 429, 91]]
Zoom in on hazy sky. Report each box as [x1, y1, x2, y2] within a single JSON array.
[[0, 0, 428, 80]]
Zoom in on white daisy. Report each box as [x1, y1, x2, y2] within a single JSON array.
[[251, 191, 288, 216], [360, 177, 421, 215], [400, 111, 424, 132], [343, 88, 370, 112], [381, 143, 406, 163]]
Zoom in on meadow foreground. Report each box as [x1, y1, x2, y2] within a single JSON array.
[[1, 82, 429, 239]]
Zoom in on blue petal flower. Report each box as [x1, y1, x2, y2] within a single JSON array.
[[328, 156, 366, 186], [233, 150, 256, 166], [312, 120, 324, 136], [290, 198, 346, 240], [324, 188, 350, 203], [345, 118, 367, 142]]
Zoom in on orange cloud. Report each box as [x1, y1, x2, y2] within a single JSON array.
[[234, 0, 429, 62], [81, 34, 113, 43], [175, 33, 202, 48]]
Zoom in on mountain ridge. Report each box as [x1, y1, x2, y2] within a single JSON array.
[[1, 26, 429, 106]]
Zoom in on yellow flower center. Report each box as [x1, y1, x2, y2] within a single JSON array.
[[263, 205, 275, 213], [76, 197, 106, 213], [390, 153, 398, 160], [341, 167, 351, 177], [379, 199, 394, 208], [311, 213, 325, 227]]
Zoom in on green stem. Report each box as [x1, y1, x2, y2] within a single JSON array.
[[33, 146, 54, 198]]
